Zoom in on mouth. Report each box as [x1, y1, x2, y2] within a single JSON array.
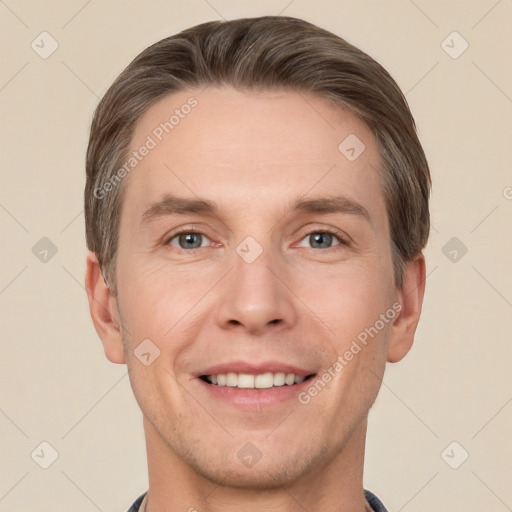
[[199, 371, 316, 389], [194, 361, 317, 409]]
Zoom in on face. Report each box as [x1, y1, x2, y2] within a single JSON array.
[[89, 86, 423, 488]]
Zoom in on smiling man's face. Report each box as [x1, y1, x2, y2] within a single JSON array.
[[87, 86, 424, 490]]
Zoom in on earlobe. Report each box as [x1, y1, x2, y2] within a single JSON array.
[[387, 253, 426, 363], [84, 251, 125, 364]]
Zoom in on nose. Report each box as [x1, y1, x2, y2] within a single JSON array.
[[216, 244, 298, 336]]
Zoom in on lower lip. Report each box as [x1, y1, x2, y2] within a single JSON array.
[[196, 377, 314, 409]]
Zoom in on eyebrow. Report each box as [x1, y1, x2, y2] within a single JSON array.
[[291, 196, 372, 225], [140, 193, 372, 226]]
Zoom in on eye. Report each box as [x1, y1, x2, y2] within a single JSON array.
[[297, 231, 345, 250], [167, 231, 212, 250]]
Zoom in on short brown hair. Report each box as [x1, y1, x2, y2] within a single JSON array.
[[85, 15, 431, 297]]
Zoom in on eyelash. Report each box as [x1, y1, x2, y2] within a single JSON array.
[[164, 227, 349, 252]]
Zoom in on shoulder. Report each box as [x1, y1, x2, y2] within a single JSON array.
[[364, 489, 389, 512], [126, 491, 147, 512]]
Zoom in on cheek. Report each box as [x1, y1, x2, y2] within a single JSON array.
[[116, 261, 220, 410], [299, 263, 392, 338], [118, 256, 216, 335]]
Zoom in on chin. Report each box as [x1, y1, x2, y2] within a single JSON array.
[[191, 457, 310, 490], [178, 438, 329, 490]]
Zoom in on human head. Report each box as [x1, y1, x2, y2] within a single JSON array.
[[84, 15, 430, 298], [84, 15, 431, 499]]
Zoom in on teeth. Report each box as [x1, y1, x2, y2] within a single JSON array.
[[237, 373, 255, 388], [204, 371, 309, 389], [273, 372, 285, 386], [254, 372, 273, 388], [226, 372, 237, 386], [284, 373, 295, 385]]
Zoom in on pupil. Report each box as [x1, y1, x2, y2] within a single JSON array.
[[311, 232, 331, 249], [180, 233, 201, 249]]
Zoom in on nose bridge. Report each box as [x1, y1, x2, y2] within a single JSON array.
[[216, 236, 297, 334]]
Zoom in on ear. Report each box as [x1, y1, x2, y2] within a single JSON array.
[[387, 253, 426, 363], [84, 251, 125, 364]]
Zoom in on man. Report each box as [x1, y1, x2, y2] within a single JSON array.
[[84, 16, 430, 512]]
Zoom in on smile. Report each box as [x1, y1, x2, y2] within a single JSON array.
[[200, 372, 316, 389]]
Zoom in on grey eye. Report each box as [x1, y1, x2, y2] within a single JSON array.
[[169, 232, 210, 249], [299, 232, 341, 249]]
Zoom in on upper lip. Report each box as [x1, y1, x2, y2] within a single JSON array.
[[194, 360, 316, 378]]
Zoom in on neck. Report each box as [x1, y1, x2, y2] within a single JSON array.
[[142, 416, 370, 512]]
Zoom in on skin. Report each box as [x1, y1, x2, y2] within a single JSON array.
[[85, 86, 426, 512]]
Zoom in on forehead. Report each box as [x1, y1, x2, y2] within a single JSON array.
[[123, 86, 385, 223]]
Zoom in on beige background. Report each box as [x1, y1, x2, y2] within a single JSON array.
[[1, 0, 511, 511]]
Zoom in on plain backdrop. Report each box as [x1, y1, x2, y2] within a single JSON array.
[[1, 1, 511, 511]]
